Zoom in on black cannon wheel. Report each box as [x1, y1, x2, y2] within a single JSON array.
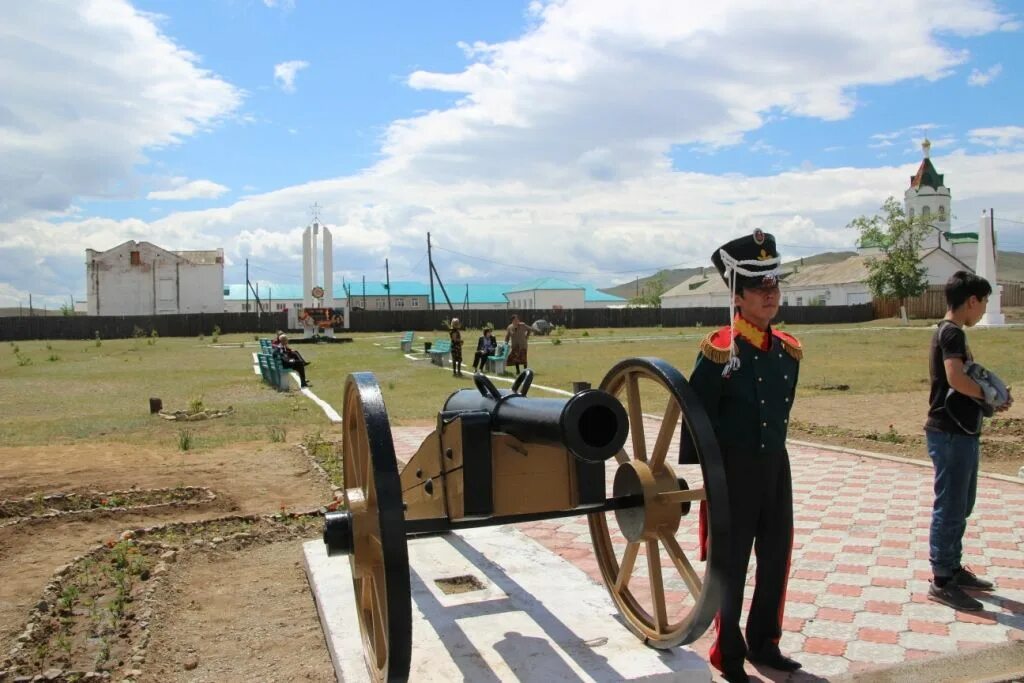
[[341, 373, 411, 682], [588, 357, 730, 648]]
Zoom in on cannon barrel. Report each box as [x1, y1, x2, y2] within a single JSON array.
[[443, 387, 628, 463]]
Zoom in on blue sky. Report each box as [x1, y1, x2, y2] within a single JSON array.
[[2, 0, 1024, 306]]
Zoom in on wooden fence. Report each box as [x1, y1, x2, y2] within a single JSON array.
[[346, 304, 875, 332], [0, 305, 875, 340], [873, 282, 1024, 319], [0, 312, 287, 341]]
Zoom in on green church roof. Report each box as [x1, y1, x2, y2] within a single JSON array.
[[910, 158, 944, 190]]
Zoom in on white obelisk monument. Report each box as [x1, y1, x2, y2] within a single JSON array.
[[975, 209, 1005, 327], [301, 208, 338, 338]]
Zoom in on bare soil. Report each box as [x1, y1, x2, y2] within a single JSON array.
[[142, 540, 336, 682], [791, 390, 1024, 476], [0, 440, 334, 681]]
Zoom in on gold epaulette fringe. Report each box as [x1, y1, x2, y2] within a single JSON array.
[[699, 334, 732, 364], [779, 338, 803, 361]]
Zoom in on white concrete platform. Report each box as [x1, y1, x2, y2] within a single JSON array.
[[303, 526, 710, 682]]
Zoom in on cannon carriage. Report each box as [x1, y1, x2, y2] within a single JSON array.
[[323, 357, 731, 682]]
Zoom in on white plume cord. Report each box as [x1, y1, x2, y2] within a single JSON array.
[[718, 250, 781, 378]]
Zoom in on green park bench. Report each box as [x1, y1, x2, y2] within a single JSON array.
[[400, 331, 415, 353], [428, 339, 452, 367], [486, 342, 511, 375]]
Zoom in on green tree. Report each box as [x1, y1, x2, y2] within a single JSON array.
[[630, 273, 668, 307], [848, 196, 930, 323]]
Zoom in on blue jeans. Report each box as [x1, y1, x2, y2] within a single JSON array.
[[926, 430, 980, 578]]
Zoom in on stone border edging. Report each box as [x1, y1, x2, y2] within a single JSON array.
[[0, 509, 325, 683], [788, 438, 1024, 485], [0, 487, 218, 530]]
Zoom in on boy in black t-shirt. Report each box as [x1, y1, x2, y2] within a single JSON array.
[[924, 271, 1012, 611]]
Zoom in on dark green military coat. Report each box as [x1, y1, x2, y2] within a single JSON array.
[[688, 322, 801, 456]]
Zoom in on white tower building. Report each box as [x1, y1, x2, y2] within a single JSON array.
[[905, 139, 952, 251]]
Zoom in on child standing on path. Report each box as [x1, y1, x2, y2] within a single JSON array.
[[924, 271, 1012, 611]]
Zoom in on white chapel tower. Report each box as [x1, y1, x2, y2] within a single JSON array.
[[904, 139, 951, 250]]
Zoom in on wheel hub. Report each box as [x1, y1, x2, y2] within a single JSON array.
[[612, 460, 682, 543]]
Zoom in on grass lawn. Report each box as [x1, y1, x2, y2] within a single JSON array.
[[1, 322, 1021, 471]]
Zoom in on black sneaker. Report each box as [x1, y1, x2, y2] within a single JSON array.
[[953, 566, 994, 591], [928, 581, 983, 611]]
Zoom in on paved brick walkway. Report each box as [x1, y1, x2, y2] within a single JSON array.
[[390, 425, 1024, 680]]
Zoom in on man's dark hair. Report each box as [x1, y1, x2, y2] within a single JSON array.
[[945, 270, 992, 310]]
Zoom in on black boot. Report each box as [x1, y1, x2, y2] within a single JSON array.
[[747, 648, 801, 672], [719, 664, 749, 683]]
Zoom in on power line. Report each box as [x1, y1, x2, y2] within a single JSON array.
[[431, 243, 695, 277]]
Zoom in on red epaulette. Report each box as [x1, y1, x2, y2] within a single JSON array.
[[698, 326, 733, 364], [772, 329, 803, 361]]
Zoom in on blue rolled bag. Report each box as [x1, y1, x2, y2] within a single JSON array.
[[945, 361, 1011, 435]]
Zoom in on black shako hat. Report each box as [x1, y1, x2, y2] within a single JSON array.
[[711, 229, 781, 291]]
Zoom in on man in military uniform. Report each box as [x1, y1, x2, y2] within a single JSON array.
[[684, 230, 802, 683]]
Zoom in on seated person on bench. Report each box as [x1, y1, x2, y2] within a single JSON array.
[[472, 327, 498, 372], [274, 334, 312, 388]]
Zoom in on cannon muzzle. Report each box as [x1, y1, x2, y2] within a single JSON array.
[[444, 380, 628, 463]]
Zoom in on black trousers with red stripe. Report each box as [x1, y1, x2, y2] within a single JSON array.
[[710, 448, 794, 672]]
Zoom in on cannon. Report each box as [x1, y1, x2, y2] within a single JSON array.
[[323, 357, 730, 682]]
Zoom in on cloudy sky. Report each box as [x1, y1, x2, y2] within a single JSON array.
[[2, 0, 1023, 307]]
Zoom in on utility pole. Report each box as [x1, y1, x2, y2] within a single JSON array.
[[29, 293, 33, 316], [362, 275, 366, 310], [245, 259, 249, 313], [427, 232, 436, 311], [385, 258, 392, 311]]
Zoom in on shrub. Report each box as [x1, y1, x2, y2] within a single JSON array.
[[268, 426, 287, 443], [15, 352, 32, 366], [132, 325, 146, 338], [94, 331, 102, 347], [212, 325, 221, 343], [48, 353, 59, 362], [551, 337, 562, 345], [581, 330, 590, 337], [188, 396, 205, 415], [178, 428, 194, 451]]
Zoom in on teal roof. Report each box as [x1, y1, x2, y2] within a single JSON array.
[[224, 281, 429, 300], [225, 280, 625, 304], [583, 286, 626, 302], [507, 277, 585, 292], [343, 281, 430, 297]]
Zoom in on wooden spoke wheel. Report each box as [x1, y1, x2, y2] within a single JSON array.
[[341, 373, 411, 682], [589, 357, 730, 648]]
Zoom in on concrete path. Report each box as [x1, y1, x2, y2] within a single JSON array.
[[389, 426, 1024, 681]]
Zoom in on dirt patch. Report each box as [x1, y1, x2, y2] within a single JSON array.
[[791, 391, 1024, 477], [0, 440, 335, 680], [144, 537, 335, 682]]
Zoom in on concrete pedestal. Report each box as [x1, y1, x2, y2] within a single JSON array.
[[303, 526, 710, 682]]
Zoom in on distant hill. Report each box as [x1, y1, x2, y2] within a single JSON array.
[[600, 251, 858, 299], [998, 251, 1024, 283], [600, 250, 1024, 300]]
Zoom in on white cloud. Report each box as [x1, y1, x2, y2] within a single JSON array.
[[147, 179, 230, 201], [274, 60, 309, 93], [968, 126, 1024, 150], [967, 63, 1002, 86], [263, 0, 295, 8], [2, 0, 1021, 303], [387, 1, 1006, 183], [0, 0, 242, 222]]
